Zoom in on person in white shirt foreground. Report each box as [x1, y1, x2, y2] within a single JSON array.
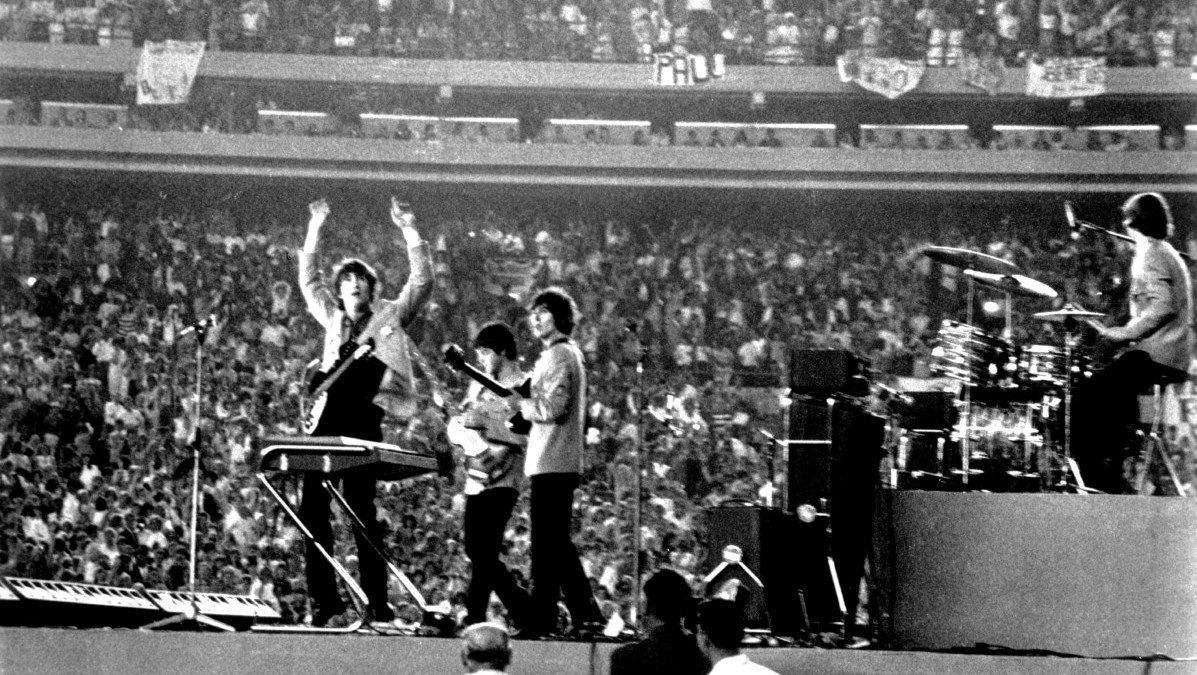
[[696, 598, 780, 675]]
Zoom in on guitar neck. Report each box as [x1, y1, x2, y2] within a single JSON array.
[[459, 362, 513, 398], [314, 343, 373, 397]]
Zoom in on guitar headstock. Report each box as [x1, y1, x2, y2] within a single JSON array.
[[443, 343, 467, 371]]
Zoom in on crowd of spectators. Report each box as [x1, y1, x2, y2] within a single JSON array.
[[1, 0, 1195, 67], [1, 188, 1193, 629]]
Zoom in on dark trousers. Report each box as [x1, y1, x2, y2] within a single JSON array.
[[464, 487, 530, 625], [300, 472, 388, 612], [302, 406, 387, 613], [1072, 350, 1185, 493], [529, 472, 598, 633]]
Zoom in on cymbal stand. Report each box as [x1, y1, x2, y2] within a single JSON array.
[[960, 276, 976, 485], [1052, 318, 1089, 493]]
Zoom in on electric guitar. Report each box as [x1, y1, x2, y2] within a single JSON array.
[[303, 340, 374, 435], [443, 344, 532, 486]]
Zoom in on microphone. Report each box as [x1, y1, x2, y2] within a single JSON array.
[[1064, 201, 1081, 239], [179, 314, 216, 337]]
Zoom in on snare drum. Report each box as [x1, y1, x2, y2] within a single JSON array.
[[930, 320, 1013, 388]]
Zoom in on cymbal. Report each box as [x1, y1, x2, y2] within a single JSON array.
[[963, 270, 1058, 299], [1032, 304, 1107, 322], [922, 246, 1020, 275]]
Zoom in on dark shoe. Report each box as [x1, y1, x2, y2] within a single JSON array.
[[565, 620, 606, 640], [311, 602, 348, 628], [367, 603, 395, 623], [510, 625, 551, 640]]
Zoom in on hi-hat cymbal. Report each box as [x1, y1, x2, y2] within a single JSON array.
[[922, 246, 1020, 275], [963, 269, 1058, 299], [1032, 304, 1107, 322]]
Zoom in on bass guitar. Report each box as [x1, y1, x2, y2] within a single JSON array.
[[303, 340, 374, 435], [443, 344, 531, 486]]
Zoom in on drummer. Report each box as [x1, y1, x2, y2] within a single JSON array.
[[1075, 193, 1193, 493]]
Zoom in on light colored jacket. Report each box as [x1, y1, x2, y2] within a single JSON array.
[[297, 241, 433, 417], [521, 338, 587, 476], [1105, 238, 1193, 373]]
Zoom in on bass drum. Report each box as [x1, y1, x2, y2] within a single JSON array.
[[930, 320, 1013, 388], [954, 401, 1046, 479]]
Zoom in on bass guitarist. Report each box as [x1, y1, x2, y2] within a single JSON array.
[[297, 196, 433, 627], [452, 322, 533, 628]]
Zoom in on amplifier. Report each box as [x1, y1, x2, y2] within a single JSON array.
[[790, 349, 868, 395]]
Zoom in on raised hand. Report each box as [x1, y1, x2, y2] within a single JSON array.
[[309, 198, 330, 218], [390, 197, 414, 228], [303, 199, 330, 253]]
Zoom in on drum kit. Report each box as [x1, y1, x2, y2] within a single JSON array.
[[901, 246, 1106, 491]]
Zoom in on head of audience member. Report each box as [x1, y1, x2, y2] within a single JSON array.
[[460, 622, 513, 673], [643, 567, 694, 629], [695, 598, 744, 661]]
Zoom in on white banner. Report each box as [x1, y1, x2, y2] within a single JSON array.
[[136, 40, 206, 105], [959, 52, 1005, 96], [484, 258, 539, 295], [1026, 56, 1107, 98], [836, 52, 925, 99], [653, 52, 724, 85]]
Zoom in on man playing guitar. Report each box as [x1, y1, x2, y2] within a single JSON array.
[[297, 196, 433, 626], [450, 322, 533, 629]]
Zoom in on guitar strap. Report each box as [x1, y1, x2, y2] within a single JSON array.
[[341, 309, 373, 350], [326, 309, 383, 405]]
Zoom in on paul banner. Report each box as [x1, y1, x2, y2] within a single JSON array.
[[1025, 56, 1107, 98], [136, 40, 207, 105], [836, 52, 925, 99], [654, 51, 726, 85]]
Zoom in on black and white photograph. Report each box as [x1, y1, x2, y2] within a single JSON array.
[[1, 2, 1195, 672]]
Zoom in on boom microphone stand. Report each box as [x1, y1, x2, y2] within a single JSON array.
[[143, 316, 233, 631]]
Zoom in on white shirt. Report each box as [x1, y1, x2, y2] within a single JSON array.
[[710, 653, 781, 675]]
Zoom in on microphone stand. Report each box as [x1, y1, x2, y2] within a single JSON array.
[[628, 325, 645, 630], [143, 319, 234, 632], [1068, 201, 1193, 263]]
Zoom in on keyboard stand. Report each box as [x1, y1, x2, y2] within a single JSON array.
[[251, 472, 367, 634], [324, 479, 431, 615]]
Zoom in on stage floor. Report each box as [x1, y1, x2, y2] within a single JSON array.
[[5, 493, 1196, 674], [4, 627, 1197, 675]]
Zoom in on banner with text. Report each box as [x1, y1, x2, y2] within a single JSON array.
[[136, 40, 206, 105], [959, 52, 1005, 96], [1026, 56, 1107, 98], [653, 52, 725, 85], [836, 52, 925, 99]]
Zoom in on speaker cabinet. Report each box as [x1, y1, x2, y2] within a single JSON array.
[[790, 349, 867, 396], [706, 505, 824, 638], [787, 398, 885, 632]]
